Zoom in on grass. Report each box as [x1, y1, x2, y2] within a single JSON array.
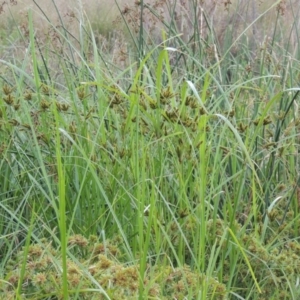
[[1, 0, 300, 299]]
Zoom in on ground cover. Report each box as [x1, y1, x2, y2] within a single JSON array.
[[1, 0, 300, 299]]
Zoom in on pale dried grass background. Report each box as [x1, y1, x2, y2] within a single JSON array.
[[0, 0, 124, 29], [1, 0, 300, 56], [1, 1, 299, 38]]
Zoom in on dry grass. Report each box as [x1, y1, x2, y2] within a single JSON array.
[[1, 1, 299, 38], [1, 0, 299, 72], [0, 1, 299, 44]]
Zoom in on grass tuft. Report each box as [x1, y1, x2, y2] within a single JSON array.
[[1, 0, 300, 299]]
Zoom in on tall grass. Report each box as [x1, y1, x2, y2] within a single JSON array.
[[1, 0, 300, 299]]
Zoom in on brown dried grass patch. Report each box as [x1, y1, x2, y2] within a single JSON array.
[[0, 0, 299, 60]]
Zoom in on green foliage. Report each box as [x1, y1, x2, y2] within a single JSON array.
[[0, 235, 226, 299], [1, 0, 300, 299]]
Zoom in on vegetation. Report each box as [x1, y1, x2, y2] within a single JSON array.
[[0, 0, 300, 299]]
